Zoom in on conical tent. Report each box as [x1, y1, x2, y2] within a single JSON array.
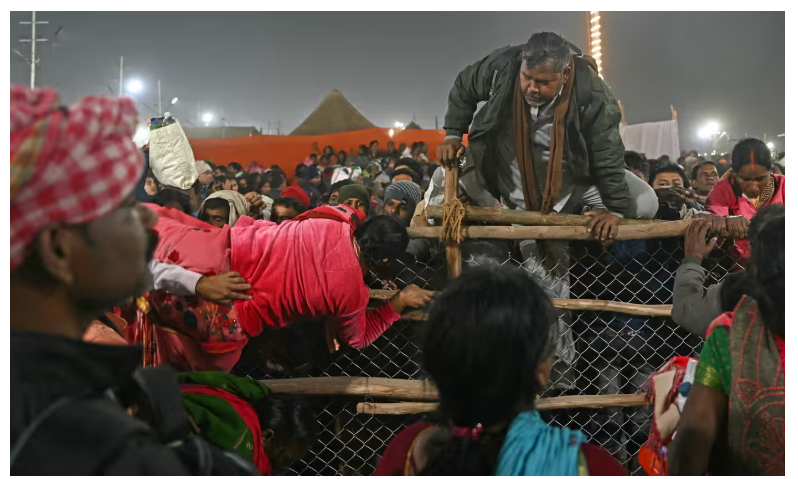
[[404, 121, 422, 129], [290, 90, 377, 136]]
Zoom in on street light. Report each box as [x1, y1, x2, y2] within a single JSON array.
[[699, 121, 720, 139], [171, 97, 178, 105], [126, 79, 143, 94], [202, 113, 213, 126]]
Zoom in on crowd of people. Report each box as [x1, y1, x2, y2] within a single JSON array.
[[11, 28, 784, 477]]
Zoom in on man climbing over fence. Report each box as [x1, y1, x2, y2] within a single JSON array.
[[437, 30, 660, 390]]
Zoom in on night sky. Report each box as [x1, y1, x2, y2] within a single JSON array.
[[10, 11, 785, 151]]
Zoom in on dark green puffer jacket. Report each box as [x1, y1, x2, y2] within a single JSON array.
[[443, 44, 630, 215]]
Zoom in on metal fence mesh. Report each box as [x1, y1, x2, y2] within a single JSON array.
[[232, 236, 745, 475]]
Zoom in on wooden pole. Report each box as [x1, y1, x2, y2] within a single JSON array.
[[259, 377, 440, 401], [408, 218, 745, 241], [618, 100, 627, 126], [258, 377, 649, 412], [369, 290, 673, 317], [356, 394, 647, 415], [444, 164, 462, 278], [425, 205, 658, 227]]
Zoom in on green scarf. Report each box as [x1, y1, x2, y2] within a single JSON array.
[[178, 372, 270, 462]]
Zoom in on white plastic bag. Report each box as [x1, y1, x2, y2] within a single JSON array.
[[149, 120, 197, 189]]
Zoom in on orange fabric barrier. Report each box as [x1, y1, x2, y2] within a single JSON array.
[[188, 128, 468, 176]]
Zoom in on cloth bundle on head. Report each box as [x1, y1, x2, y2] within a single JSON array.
[[280, 185, 310, 208], [195, 160, 213, 177], [200, 190, 251, 226], [385, 180, 422, 212], [11, 85, 143, 270], [337, 185, 371, 206], [331, 166, 361, 185]]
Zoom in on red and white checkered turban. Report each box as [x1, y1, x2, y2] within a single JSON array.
[[10, 85, 144, 270]]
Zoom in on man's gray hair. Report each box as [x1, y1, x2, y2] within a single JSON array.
[[521, 31, 573, 73]]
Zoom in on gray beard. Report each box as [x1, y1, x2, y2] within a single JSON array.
[[525, 96, 546, 107]]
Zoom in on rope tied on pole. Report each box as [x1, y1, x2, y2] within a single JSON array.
[[440, 196, 466, 243]]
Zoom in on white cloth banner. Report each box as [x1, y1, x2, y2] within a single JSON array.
[[620, 119, 681, 160]]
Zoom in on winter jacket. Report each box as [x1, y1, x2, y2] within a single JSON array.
[[672, 257, 723, 337], [444, 45, 630, 215], [672, 256, 752, 338]]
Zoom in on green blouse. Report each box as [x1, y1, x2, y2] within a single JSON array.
[[694, 325, 732, 395]]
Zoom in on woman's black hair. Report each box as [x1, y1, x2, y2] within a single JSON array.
[[354, 215, 408, 267], [719, 272, 753, 313], [748, 204, 785, 337], [155, 188, 191, 214], [269, 172, 285, 189], [255, 175, 271, 194], [420, 266, 555, 476], [237, 177, 251, 194], [198, 197, 230, 224], [731, 138, 773, 173], [624, 151, 649, 178], [271, 197, 307, 217], [251, 394, 320, 446]]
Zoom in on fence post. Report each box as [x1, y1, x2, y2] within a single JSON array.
[[444, 163, 462, 278]]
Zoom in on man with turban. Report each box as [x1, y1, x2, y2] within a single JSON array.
[[10, 85, 254, 475]]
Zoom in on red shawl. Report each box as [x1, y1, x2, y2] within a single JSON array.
[[179, 384, 273, 475]]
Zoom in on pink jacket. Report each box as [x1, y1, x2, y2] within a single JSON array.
[[705, 174, 785, 262], [230, 207, 399, 349], [146, 204, 399, 349]]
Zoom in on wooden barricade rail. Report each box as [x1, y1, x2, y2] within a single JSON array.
[[369, 290, 673, 317], [356, 394, 647, 415], [256, 377, 646, 415]]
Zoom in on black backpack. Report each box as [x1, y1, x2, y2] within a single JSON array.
[[11, 367, 258, 476]]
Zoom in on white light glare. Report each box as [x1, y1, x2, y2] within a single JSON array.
[[126, 79, 143, 94], [171, 97, 179, 105], [394, 121, 404, 129], [202, 113, 213, 124]]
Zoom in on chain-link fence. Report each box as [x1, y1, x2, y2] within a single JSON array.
[[232, 235, 745, 476]]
